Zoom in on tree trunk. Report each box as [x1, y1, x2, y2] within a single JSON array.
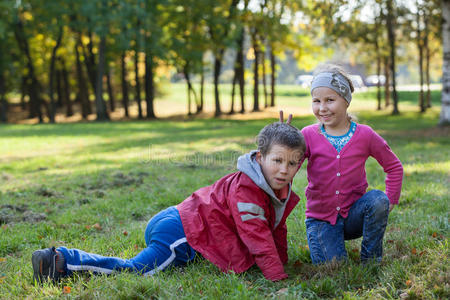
[[252, 32, 260, 112], [375, 40, 382, 110], [270, 49, 276, 107], [384, 56, 391, 107], [213, 51, 223, 116], [121, 52, 130, 117], [237, 28, 245, 113], [20, 76, 27, 110], [262, 49, 268, 108], [184, 67, 198, 116], [106, 69, 116, 113], [60, 58, 73, 117], [440, 0, 450, 126], [229, 72, 237, 114], [199, 65, 204, 113], [56, 69, 64, 108], [417, 8, 425, 113], [386, 0, 399, 115], [95, 35, 109, 121], [424, 19, 432, 108], [48, 26, 63, 123], [75, 40, 90, 119], [0, 71, 7, 123], [82, 32, 97, 95], [145, 52, 156, 119], [14, 20, 43, 122], [134, 50, 143, 119]]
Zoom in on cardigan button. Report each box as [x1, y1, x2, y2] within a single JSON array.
[[336, 190, 340, 195], [337, 173, 341, 176], [336, 207, 341, 211], [336, 155, 340, 159]]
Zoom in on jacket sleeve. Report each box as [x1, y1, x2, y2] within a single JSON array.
[[272, 222, 288, 264], [369, 129, 404, 204], [230, 186, 288, 281]]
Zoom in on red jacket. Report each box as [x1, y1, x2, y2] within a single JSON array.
[[177, 171, 300, 281]]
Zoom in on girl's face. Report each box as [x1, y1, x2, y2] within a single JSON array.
[[311, 87, 349, 130]]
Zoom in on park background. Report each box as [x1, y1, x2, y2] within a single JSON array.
[[0, 0, 449, 299]]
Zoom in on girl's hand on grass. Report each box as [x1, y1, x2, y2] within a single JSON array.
[[279, 111, 293, 125], [389, 204, 394, 213]]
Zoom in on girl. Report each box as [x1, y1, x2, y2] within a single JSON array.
[[284, 64, 403, 264]]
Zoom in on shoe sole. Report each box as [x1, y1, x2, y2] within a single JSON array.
[[31, 251, 44, 284]]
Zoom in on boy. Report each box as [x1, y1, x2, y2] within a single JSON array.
[[32, 122, 305, 283]]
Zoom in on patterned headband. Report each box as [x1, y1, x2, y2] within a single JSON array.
[[310, 72, 352, 103]]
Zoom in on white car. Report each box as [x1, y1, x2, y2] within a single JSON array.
[[365, 75, 386, 86], [349, 75, 366, 89], [295, 75, 314, 87]]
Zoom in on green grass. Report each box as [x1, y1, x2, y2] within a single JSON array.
[[0, 85, 449, 299]]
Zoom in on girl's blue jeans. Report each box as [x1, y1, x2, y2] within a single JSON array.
[[57, 206, 196, 276], [305, 190, 390, 264]]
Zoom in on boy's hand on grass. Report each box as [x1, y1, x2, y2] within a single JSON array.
[[279, 111, 292, 125]]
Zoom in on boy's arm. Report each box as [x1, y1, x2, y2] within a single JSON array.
[[272, 223, 288, 264], [231, 188, 288, 281]]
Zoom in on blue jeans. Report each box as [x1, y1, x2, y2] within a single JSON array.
[[305, 190, 390, 264], [58, 206, 197, 276]]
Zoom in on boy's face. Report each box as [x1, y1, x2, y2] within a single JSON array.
[[256, 144, 303, 191]]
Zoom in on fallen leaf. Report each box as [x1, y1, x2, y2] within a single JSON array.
[[293, 260, 303, 268], [0, 258, 5, 262], [406, 280, 412, 286], [419, 250, 427, 256], [0, 276, 5, 283], [411, 248, 417, 255], [123, 231, 128, 236], [432, 232, 437, 238], [85, 225, 91, 230], [2, 225, 8, 230], [63, 286, 71, 294], [400, 292, 409, 299], [93, 223, 102, 231], [387, 239, 394, 243], [134, 244, 139, 250], [352, 248, 359, 253], [276, 288, 288, 295], [37, 235, 44, 240]]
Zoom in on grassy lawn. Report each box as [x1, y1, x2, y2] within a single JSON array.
[[0, 85, 448, 299]]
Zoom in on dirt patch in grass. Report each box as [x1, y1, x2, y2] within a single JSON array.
[[0, 204, 47, 224]]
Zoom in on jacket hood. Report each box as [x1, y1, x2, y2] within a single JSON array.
[[237, 150, 290, 208]]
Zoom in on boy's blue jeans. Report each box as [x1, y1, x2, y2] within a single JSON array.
[[305, 190, 390, 264], [57, 206, 196, 276]]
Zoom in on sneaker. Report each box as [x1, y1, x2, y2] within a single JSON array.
[[32, 247, 64, 284]]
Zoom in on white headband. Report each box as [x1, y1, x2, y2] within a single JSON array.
[[310, 72, 352, 103]]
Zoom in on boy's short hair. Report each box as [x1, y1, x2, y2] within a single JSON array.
[[257, 122, 306, 156]]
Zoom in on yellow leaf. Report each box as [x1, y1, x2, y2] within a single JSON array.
[[23, 11, 33, 21], [63, 286, 71, 294], [0, 258, 5, 262], [406, 280, 412, 286]]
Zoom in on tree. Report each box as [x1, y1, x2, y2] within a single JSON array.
[[440, 0, 450, 126], [386, 0, 400, 114], [204, 0, 240, 116]]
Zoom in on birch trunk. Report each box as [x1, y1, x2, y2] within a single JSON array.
[[440, 0, 450, 125]]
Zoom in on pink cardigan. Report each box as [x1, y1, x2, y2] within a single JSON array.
[[301, 124, 403, 225]]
